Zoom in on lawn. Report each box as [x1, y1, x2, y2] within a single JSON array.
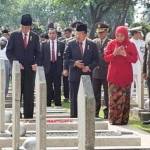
[[62, 100, 150, 133], [62, 101, 70, 109], [129, 119, 150, 133]]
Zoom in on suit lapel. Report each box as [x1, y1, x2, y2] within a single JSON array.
[[47, 41, 51, 60], [57, 41, 60, 56], [75, 41, 82, 58], [26, 32, 31, 48], [83, 39, 89, 58], [102, 38, 109, 49], [96, 39, 101, 49], [20, 32, 32, 49], [19, 32, 25, 48]]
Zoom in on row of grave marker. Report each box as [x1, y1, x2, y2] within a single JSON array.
[[0, 60, 95, 150]]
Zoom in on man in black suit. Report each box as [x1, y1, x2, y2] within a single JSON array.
[[6, 14, 40, 118], [41, 27, 65, 107], [62, 28, 74, 102], [64, 24, 99, 118], [93, 23, 110, 119]]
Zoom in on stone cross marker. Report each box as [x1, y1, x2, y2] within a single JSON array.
[[35, 66, 47, 150], [12, 61, 21, 150], [78, 75, 95, 150], [0, 60, 6, 133]]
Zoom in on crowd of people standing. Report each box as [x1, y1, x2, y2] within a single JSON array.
[[0, 14, 149, 125]]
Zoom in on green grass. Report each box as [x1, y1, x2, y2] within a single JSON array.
[[129, 119, 150, 133], [61, 100, 104, 119], [62, 101, 70, 109], [61, 100, 150, 133]]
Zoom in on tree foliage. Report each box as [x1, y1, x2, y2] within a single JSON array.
[[0, 0, 149, 37]]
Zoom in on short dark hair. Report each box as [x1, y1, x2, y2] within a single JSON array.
[[71, 21, 84, 28], [2, 29, 9, 34], [0, 37, 7, 49], [40, 33, 49, 39], [64, 27, 72, 33], [48, 22, 55, 29], [48, 28, 57, 33], [130, 31, 139, 36], [57, 31, 62, 37]]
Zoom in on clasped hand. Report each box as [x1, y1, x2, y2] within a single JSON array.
[[113, 46, 127, 57], [74, 60, 91, 73]]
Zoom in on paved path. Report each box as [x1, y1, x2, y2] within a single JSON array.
[[109, 124, 150, 147]]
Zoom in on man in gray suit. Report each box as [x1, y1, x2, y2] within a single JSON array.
[[64, 24, 99, 118], [62, 27, 74, 102], [93, 23, 110, 119]]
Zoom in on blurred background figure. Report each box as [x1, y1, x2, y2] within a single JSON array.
[[130, 26, 145, 108], [1, 29, 10, 40], [40, 33, 49, 44], [62, 27, 73, 102], [0, 36, 11, 97], [143, 32, 150, 106]]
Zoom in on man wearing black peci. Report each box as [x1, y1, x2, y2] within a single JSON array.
[[64, 24, 99, 118], [6, 14, 40, 119]]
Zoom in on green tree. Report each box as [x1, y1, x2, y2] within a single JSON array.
[[53, 0, 136, 38], [0, 0, 149, 36]]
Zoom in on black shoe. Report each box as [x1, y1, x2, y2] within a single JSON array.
[[103, 108, 108, 119], [20, 112, 22, 119], [47, 102, 51, 107], [143, 120, 150, 124], [104, 114, 108, 119], [95, 114, 99, 118], [24, 116, 33, 119]]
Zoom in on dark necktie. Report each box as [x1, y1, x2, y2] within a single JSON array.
[[79, 42, 83, 56], [51, 40, 56, 63], [23, 34, 28, 48]]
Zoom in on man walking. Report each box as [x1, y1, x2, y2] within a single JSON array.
[[41, 27, 65, 107], [6, 14, 40, 118], [64, 24, 99, 117], [62, 27, 74, 102]]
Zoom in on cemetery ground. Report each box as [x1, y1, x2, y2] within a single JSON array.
[[1, 62, 150, 149], [62, 100, 150, 133], [62, 99, 150, 147]]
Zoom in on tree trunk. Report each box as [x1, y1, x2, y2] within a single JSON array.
[[110, 0, 132, 38], [89, 23, 97, 39]]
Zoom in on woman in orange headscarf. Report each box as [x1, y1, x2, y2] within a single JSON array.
[[104, 26, 138, 125]]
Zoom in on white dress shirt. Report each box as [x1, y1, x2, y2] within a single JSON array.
[[0, 37, 8, 60], [0, 47, 8, 60], [50, 39, 57, 61], [22, 32, 30, 45], [78, 38, 86, 55]]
